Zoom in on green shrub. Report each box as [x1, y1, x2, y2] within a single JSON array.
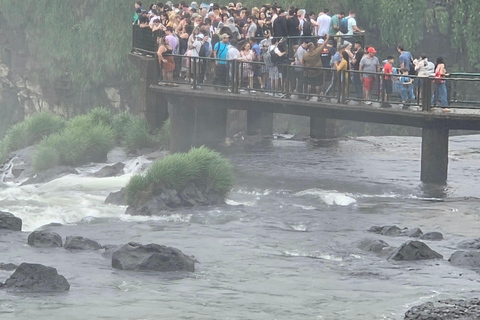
[[123, 118, 157, 151], [87, 107, 112, 127], [112, 110, 135, 140], [32, 142, 60, 172], [125, 146, 234, 206], [157, 118, 170, 147]]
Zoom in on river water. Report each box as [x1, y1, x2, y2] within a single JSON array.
[[0, 134, 479, 320]]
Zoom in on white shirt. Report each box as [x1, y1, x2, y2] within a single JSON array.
[[347, 17, 357, 35], [226, 45, 240, 60], [317, 14, 331, 37], [191, 40, 202, 57]]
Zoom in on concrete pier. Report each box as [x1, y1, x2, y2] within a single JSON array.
[[421, 122, 449, 183], [246, 110, 273, 135], [310, 117, 337, 139]]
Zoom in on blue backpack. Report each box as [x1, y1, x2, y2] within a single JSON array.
[[339, 17, 350, 34]]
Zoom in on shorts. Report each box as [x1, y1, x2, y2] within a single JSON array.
[[363, 77, 375, 92], [384, 79, 392, 94], [306, 75, 323, 86], [269, 66, 282, 80]]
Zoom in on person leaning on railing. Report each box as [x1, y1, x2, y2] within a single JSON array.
[[213, 33, 230, 86]]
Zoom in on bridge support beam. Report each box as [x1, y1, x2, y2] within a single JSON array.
[[421, 124, 449, 183], [247, 111, 273, 135], [169, 101, 196, 153], [195, 106, 227, 147], [310, 117, 337, 139]]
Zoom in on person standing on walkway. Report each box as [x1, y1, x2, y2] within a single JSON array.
[[398, 45, 415, 99], [431, 56, 449, 110], [351, 41, 364, 98], [382, 56, 394, 108], [359, 47, 380, 104], [213, 33, 230, 86], [317, 9, 331, 38]]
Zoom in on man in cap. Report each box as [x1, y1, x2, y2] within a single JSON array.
[[213, 33, 230, 86], [302, 35, 329, 100], [359, 46, 380, 103]]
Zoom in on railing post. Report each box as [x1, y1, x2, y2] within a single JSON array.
[[337, 70, 342, 104], [233, 60, 239, 94], [381, 73, 385, 105], [285, 64, 291, 99], [132, 25, 135, 52], [422, 77, 432, 111], [192, 57, 197, 89]]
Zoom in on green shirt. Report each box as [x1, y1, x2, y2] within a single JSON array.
[[329, 14, 339, 36]]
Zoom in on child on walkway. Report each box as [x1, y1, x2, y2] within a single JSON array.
[[400, 68, 414, 109]]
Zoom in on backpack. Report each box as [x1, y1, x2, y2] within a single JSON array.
[[255, 23, 263, 39], [303, 19, 312, 36], [263, 49, 277, 67], [339, 17, 349, 34], [198, 43, 207, 57]]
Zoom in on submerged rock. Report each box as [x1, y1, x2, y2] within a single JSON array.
[[367, 226, 383, 234], [21, 166, 78, 185], [457, 238, 480, 250], [27, 230, 62, 248], [111, 242, 195, 272], [420, 232, 443, 241], [407, 227, 423, 238], [105, 188, 126, 205], [0, 263, 18, 271], [357, 238, 390, 253], [448, 251, 480, 270], [93, 162, 125, 178], [1, 263, 69, 292], [0, 211, 22, 231], [388, 240, 443, 261], [64, 236, 102, 251], [381, 225, 404, 236], [404, 298, 480, 320]]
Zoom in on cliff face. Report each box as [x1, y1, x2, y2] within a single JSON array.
[[0, 6, 138, 137]]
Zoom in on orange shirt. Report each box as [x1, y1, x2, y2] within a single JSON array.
[[383, 62, 392, 80]]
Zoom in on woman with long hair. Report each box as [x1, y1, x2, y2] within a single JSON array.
[[238, 41, 255, 93], [157, 36, 176, 86], [431, 56, 449, 111]]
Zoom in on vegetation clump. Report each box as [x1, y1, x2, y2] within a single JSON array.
[[125, 146, 234, 206]]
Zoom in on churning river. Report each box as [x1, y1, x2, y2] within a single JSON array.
[[0, 134, 479, 320]]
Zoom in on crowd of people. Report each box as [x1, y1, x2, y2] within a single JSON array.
[[132, 1, 449, 108]]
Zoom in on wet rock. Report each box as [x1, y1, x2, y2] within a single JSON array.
[[357, 238, 390, 253], [1, 263, 69, 292], [420, 232, 443, 241], [64, 236, 102, 251], [404, 298, 480, 320], [367, 226, 384, 234], [381, 225, 404, 236], [0, 211, 22, 231], [105, 188, 126, 206], [388, 240, 443, 261], [92, 162, 125, 178], [21, 166, 78, 185], [407, 227, 423, 238], [111, 242, 195, 272], [457, 238, 480, 250], [449, 251, 480, 270], [101, 245, 118, 259], [0, 263, 18, 271], [27, 230, 62, 248]]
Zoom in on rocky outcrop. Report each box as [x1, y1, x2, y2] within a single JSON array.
[[407, 227, 423, 238], [0, 211, 22, 231], [64, 236, 102, 251], [0, 263, 17, 271], [105, 188, 126, 206], [448, 251, 480, 270], [21, 166, 78, 185], [420, 232, 443, 241], [357, 238, 390, 253], [381, 225, 404, 236], [92, 162, 125, 178], [27, 230, 62, 248], [457, 238, 480, 250], [0, 263, 70, 292], [126, 182, 223, 216], [388, 240, 443, 261], [111, 242, 195, 272], [404, 299, 480, 320]]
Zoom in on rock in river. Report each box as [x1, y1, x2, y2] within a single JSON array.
[[448, 251, 480, 270], [0, 211, 22, 231], [457, 238, 480, 250], [27, 230, 63, 248], [419, 231, 443, 241], [1, 263, 70, 292], [64, 236, 102, 251], [388, 240, 443, 261], [93, 162, 125, 178], [404, 298, 480, 320], [112, 242, 195, 272]]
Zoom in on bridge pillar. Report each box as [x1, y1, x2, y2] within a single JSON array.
[[128, 53, 157, 121], [310, 117, 337, 138], [421, 123, 449, 183], [246, 111, 273, 135], [195, 106, 227, 147], [168, 100, 196, 153]]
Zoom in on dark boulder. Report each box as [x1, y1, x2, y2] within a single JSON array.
[[357, 238, 390, 254], [0, 211, 22, 231], [420, 232, 444, 241], [93, 162, 125, 178], [404, 299, 480, 320], [111, 242, 195, 272], [407, 227, 423, 238], [1, 263, 69, 292], [457, 238, 480, 250], [449, 251, 480, 270], [388, 240, 443, 261], [367, 226, 383, 234], [0, 263, 18, 271], [27, 230, 62, 248], [64, 236, 102, 251], [105, 188, 126, 206], [21, 166, 78, 185], [381, 225, 404, 236]]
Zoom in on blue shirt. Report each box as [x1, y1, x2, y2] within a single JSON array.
[[399, 51, 412, 70], [214, 42, 229, 64], [331, 52, 342, 68], [252, 43, 261, 61]]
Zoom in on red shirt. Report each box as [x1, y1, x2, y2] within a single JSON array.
[[383, 62, 392, 80]]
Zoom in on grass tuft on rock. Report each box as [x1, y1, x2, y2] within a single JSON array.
[[125, 146, 234, 206], [123, 118, 158, 151]]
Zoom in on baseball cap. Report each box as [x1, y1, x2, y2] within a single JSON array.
[[317, 39, 325, 44], [367, 47, 377, 53], [197, 33, 204, 39]]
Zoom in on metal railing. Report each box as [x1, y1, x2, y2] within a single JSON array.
[[151, 53, 480, 111]]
